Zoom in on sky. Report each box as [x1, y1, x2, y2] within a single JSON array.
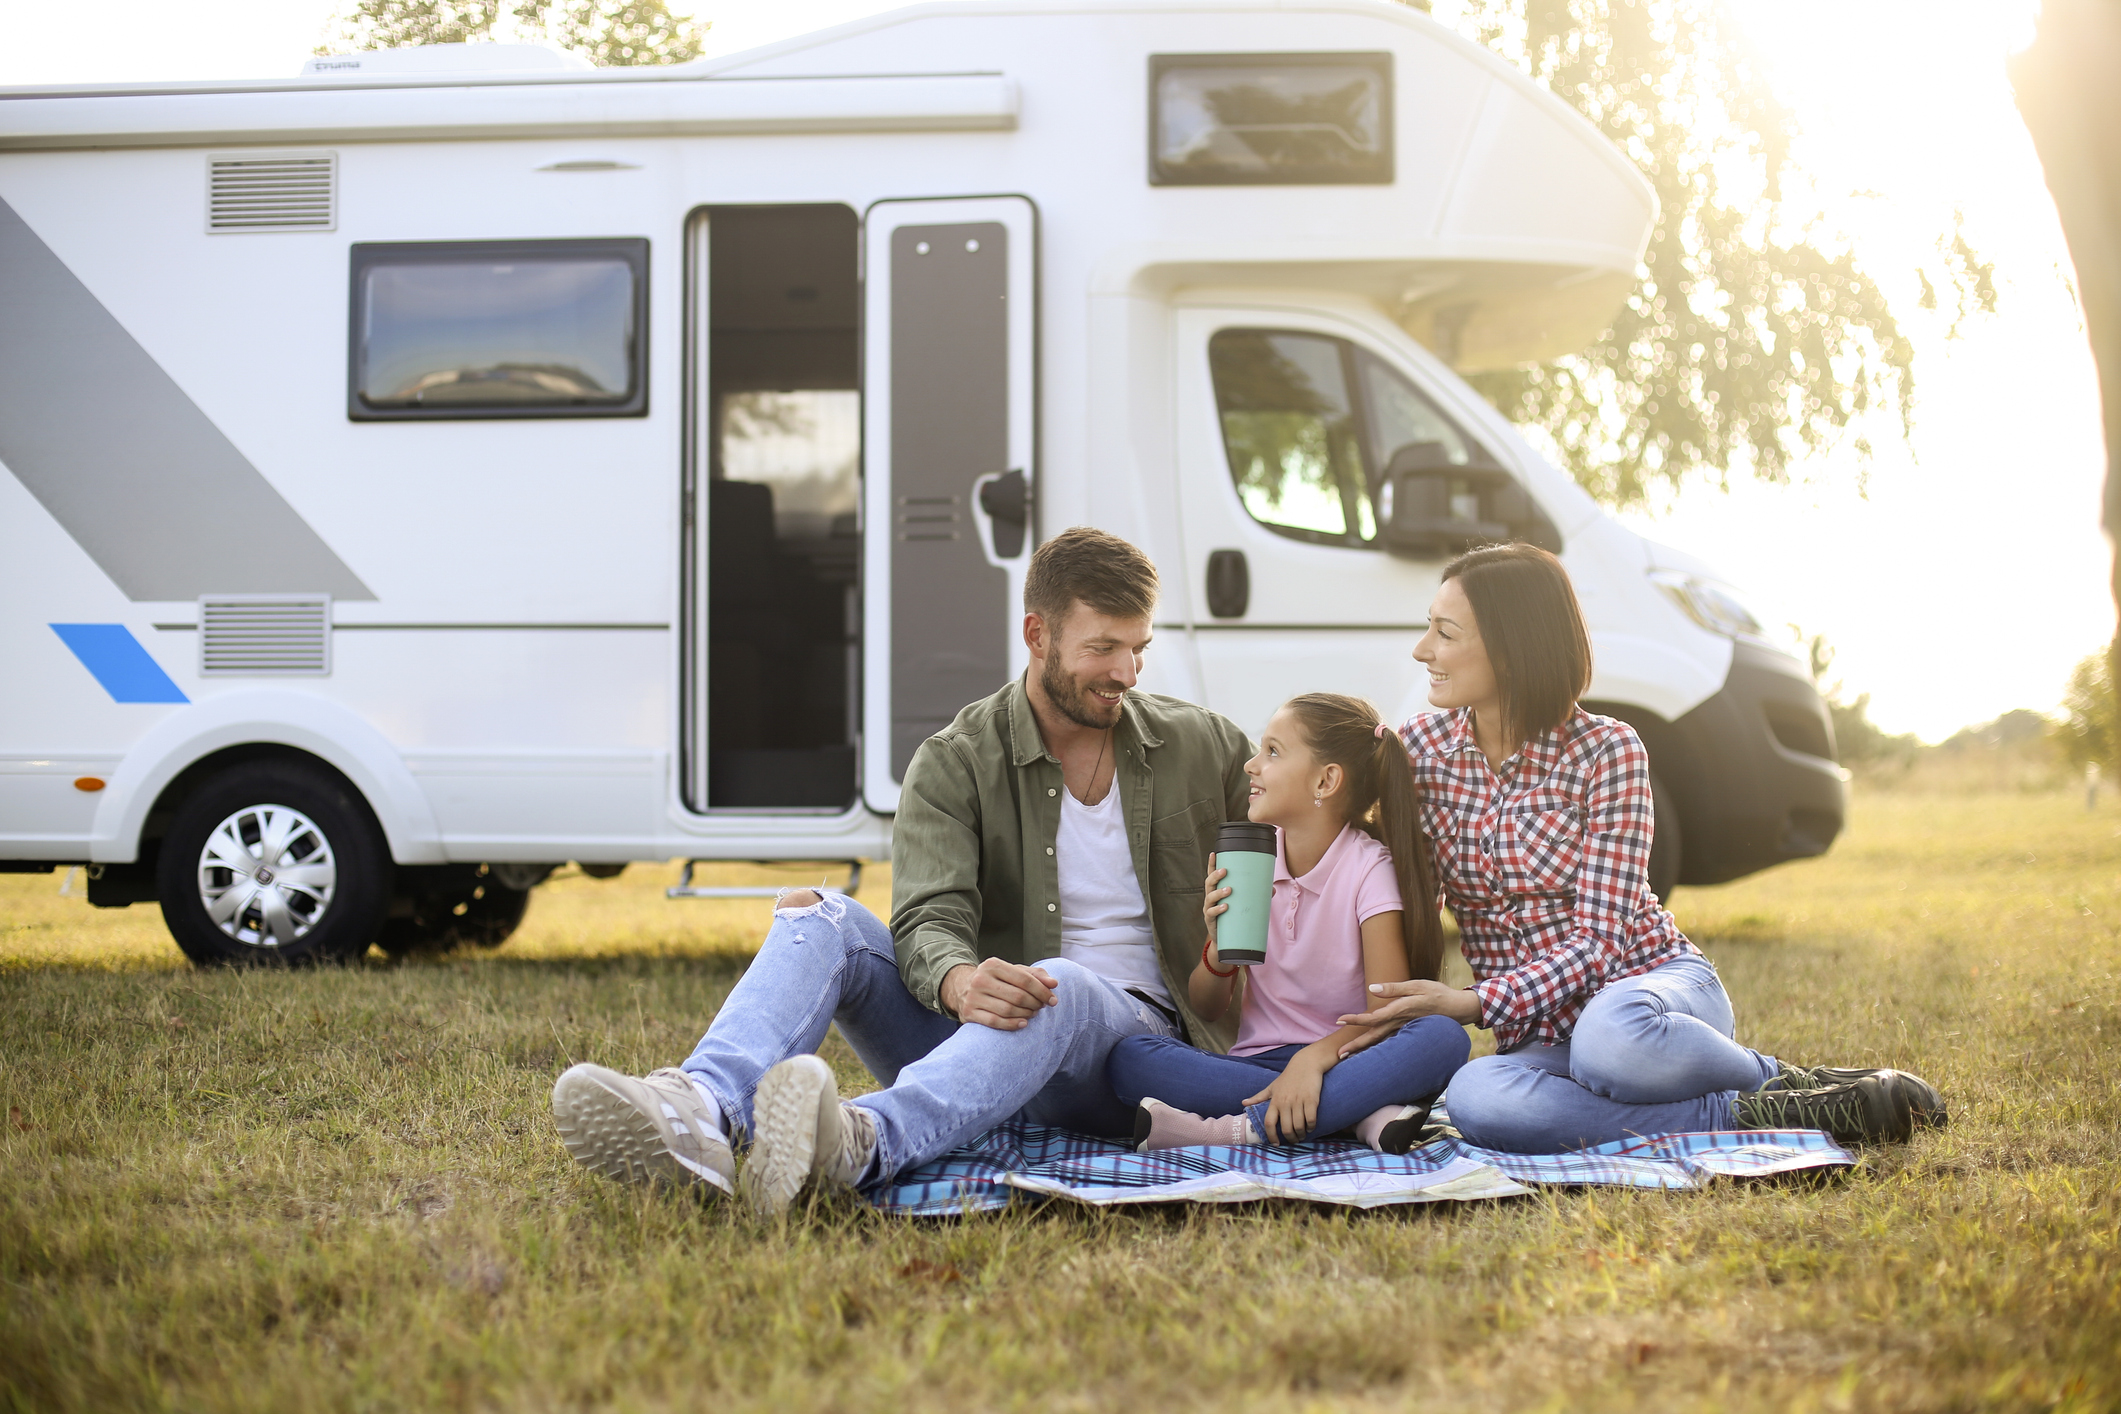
[[0, 0, 2109, 739]]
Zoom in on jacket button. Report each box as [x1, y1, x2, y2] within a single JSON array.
[[1047, 787, 1057, 797], [1046, 903, 1056, 912], [1046, 846, 1054, 855]]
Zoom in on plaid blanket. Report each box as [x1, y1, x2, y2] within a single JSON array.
[[868, 1122, 1855, 1216]]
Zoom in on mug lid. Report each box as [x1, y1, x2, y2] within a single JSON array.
[[1216, 821, 1278, 853]]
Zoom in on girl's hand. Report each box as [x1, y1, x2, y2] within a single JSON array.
[[1334, 980, 1480, 1058], [1242, 1052, 1328, 1144], [1202, 856, 1230, 944]]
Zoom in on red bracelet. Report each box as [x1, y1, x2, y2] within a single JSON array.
[[1201, 935, 1238, 978]]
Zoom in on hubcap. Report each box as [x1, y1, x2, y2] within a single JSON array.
[[195, 803, 337, 948]]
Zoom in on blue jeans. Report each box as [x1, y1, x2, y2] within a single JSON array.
[[1106, 1016, 1471, 1143], [679, 895, 1176, 1184], [1444, 955, 1779, 1153]]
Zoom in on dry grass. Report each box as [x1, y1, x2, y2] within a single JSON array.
[[2, 792, 2118, 1413]]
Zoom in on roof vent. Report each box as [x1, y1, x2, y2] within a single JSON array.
[[207, 152, 336, 233], [200, 595, 332, 676]]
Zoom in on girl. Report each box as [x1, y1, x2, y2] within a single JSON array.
[[1338, 541, 1945, 1152], [1106, 693, 1470, 1152]]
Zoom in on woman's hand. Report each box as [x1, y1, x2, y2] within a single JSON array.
[[1202, 856, 1229, 944], [1242, 1048, 1332, 1143], [1334, 980, 1480, 1058]]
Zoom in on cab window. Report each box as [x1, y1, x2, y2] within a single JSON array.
[[1207, 330, 1373, 546], [1355, 348, 1477, 470], [1208, 328, 1490, 549]]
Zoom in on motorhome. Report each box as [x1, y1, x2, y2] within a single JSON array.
[[0, 0, 1846, 964]]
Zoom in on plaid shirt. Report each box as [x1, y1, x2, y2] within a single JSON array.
[[1400, 707, 1697, 1051]]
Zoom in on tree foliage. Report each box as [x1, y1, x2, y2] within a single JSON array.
[[321, 0, 705, 66], [1411, 0, 1995, 505], [2051, 650, 2121, 771]]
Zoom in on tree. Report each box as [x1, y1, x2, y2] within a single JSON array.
[[2051, 650, 2120, 771], [1405, 0, 1995, 505], [321, 0, 706, 66]]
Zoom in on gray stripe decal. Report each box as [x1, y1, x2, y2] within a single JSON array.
[[0, 194, 373, 601]]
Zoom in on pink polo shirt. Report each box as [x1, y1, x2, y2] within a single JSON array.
[[1230, 824, 1405, 1056]]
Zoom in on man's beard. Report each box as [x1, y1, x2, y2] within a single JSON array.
[[1040, 652, 1126, 730]]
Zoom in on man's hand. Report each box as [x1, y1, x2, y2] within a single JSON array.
[[1334, 980, 1480, 1058], [941, 958, 1060, 1030], [1243, 1049, 1329, 1144]]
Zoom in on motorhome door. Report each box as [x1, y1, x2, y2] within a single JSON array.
[[860, 197, 1037, 814]]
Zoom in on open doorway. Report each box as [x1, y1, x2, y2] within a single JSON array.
[[685, 204, 860, 810]]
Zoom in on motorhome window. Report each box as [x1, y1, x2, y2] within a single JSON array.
[[1150, 53, 1392, 186], [1355, 349, 1483, 470], [1209, 329, 1375, 546], [348, 238, 648, 420]]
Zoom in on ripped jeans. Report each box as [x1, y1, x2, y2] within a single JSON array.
[[1442, 954, 1780, 1153], [679, 894, 1176, 1184]]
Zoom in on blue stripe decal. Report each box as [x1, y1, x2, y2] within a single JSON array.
[[50, 624, 189, 704]]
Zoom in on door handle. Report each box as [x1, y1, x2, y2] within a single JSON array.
[[978, 469, 1028, 558], [1206, 548, 1249, 618]]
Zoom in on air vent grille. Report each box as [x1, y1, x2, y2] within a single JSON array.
[[207, 152, 336, 233], [199, 596, 331, 676]]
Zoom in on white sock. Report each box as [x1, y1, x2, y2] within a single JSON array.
[[686, 1075, 733, 1140]]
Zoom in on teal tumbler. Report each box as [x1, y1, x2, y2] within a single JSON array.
[[1213, 821, 1278, 967]]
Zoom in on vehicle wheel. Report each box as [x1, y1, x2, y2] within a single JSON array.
[[157, 760, 392, 967], [376, 864, 532, 957], [1647, 770, 1683, 905]]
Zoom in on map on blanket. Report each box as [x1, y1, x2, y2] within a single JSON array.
[[868, 1122, 1856, 1216]]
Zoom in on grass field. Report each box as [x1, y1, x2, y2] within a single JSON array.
[[3, 792, 2118, 1413]]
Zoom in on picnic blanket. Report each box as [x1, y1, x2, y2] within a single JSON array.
[[869, 1121, 1856, 1216]]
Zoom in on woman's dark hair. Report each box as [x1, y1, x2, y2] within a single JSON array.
[[1281, 693, 1443, 981], [1442, 542, 1592, 749]]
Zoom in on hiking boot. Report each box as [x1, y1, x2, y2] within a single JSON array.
[[741, 1055, 878, 1219], [551, 1063, 736, 1195], [1770, 1063, 1948, 1129], [1733, 1072, 1916, 1145]]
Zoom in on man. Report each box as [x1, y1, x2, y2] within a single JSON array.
[[550, 527, 1252, 1216]]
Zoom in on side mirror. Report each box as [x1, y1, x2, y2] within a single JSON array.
[[1375, 442, 1562, 558]]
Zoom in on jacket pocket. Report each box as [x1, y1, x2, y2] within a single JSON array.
[[1149, 796, 1221, 897]]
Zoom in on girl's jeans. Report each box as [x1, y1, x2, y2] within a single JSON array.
[[1106, 1016, 1471, 1142], [679, 895, 1175, 1184], [1444, 955, 1779, 1153]]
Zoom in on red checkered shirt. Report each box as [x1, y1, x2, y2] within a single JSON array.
[[1399, 707, 1697, 1051]]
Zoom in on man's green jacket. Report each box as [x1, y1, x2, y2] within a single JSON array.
[[889, 676, 1254, 1054]]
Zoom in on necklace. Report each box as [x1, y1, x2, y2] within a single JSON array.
[[1078, 727, 1112, 805]]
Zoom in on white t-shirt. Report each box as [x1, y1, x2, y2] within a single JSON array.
[[1054, 780, 1172, 1006]]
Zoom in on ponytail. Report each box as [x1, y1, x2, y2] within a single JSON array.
[[1280, 693, 1444, 980]]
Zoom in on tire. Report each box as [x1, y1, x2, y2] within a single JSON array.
[[376, 864, 532, 957], [157, 760, 392, 967], [1647, 769, 1683, 905]]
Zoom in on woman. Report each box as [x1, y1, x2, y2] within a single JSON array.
[[1336, 542, 1943, 1153]]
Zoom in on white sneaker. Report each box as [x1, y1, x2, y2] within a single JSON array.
[[741, 1055, 878, 1219], [551, 1063, 735, 1195]]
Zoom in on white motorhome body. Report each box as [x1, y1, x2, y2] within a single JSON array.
[[0, 0, 1844, 961]]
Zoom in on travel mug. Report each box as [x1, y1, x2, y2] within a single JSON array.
[[1212, 821, 1278, 967]]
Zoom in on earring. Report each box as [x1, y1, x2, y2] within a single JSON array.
[[1313, 796, 1323, 807]]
